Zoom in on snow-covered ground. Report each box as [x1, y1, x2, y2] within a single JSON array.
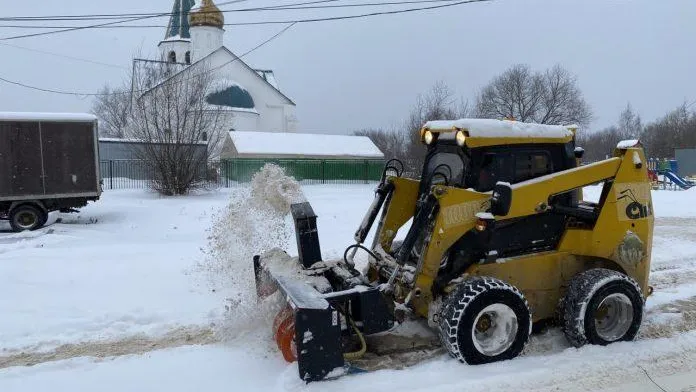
[[1, 184, 696, 391]]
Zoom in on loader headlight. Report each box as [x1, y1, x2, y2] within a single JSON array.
[[424, 130, 435, 145], [455, 131, 467, 147]]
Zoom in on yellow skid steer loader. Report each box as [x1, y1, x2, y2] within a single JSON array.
[[253, 119, 654, 381]]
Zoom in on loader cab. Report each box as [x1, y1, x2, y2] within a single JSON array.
[[417, 123, 583, 269], [418, 134, 578, 195]]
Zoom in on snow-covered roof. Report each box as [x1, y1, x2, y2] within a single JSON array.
[[423, 118, 575, 139], [160, 36, 191, 43], [254, 70, 279, 90], [99, 137, 207, 146], [0, 112, 97, 122], [225, 131, 384, 159], [144, 47, 295, 107]]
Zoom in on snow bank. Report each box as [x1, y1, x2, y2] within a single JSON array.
[[423, 118, 574, 139]]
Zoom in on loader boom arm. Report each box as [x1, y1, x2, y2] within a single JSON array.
[[506, 157, 622, 217]]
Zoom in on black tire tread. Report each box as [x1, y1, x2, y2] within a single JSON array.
[[562, 268, 644, 347], [438, 276, 531, 362]]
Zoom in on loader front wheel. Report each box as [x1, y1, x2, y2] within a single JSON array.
[[562, 268, 644, 347], [438, 277, 531, 365]]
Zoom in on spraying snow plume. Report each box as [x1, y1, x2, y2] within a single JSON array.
[[199, 164, 306, 341], [250, 163, 306, 214]]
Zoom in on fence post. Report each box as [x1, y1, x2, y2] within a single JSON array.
[[321, 160, 326, 184], [364, 160, 368, 184], [109, 160, 114, 190], [225, 161, 229, 188]]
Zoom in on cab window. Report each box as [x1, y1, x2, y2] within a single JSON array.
[[514, 151, 552, 182]]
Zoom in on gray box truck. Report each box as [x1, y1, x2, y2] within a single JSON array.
[[0, 112, 102, 232]]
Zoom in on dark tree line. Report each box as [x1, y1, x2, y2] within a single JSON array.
[[578, 103, 696, 161], [356, 63, 693, 169], [355, 64, 592, 176]]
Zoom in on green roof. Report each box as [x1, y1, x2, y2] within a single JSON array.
[[164, 0, 195, 40], [206, 85, 255, 109]]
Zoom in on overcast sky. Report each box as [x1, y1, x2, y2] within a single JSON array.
[[1, 0, 694, 135]]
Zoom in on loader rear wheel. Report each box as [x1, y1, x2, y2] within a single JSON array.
[[438, 277, 531, 365], [562, 268, 644, 347]]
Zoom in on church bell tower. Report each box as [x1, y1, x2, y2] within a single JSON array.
[[159, 0, 195, 64], [189, 0, 225, 63]]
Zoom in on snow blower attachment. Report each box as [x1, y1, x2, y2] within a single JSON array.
[[254, 201, 395, 381], [253, 119, 655, 382]]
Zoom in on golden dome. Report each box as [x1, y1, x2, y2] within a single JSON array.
[[190, 0, 224, 29]]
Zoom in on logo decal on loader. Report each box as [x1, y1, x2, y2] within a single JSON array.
[[615, 183, 652, 221], [442, 200, 490, 228]]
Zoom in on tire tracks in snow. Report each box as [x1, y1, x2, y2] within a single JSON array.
[[0, 326, 217, 370], [2, 218, 695, 371]]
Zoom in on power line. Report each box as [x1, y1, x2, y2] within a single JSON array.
[[0, 0, 495, 96], [0, 0, 456, 21], [0, 0, 492, 39], [0, 22, 297, 97], [0, 0, 250, 41], [0, 41, 128, 69]]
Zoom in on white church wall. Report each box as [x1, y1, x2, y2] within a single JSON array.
[[225, 110, 260, 133], [190, 25, 224, 63]]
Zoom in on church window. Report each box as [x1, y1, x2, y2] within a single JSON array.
[[185, 51, 191, 64], [168, 51, 177, 63]]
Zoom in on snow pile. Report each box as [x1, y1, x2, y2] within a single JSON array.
[[200, 164, 306, 341]]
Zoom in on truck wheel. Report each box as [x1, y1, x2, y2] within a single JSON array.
[[562, 268, 644, 347], [9, 205, 46, 232], [438, 277, 531, 365]]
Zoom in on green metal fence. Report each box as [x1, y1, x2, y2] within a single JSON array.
[[220, 159, 385, 185], [99, 159, 386, 189]]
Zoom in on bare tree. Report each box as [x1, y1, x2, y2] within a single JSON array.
[[475, 64, 592, 128], [576, 102, 693, 162], [91, 83, 131, 138], [353, 128, 406, 161], [576, 125, 623, 161], [402, 81, 471, 175], [127, 61, 226, 195], [618, 103, 643, 139], [641, 102, 696, 158]]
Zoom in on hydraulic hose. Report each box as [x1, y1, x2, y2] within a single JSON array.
[[343, 243, 378, 266], [343, 315, 367, 360]]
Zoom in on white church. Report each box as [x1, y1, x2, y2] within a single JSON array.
[[154, 0, 298, 133]]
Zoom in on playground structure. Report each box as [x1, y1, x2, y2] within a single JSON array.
[[648, 158, 694, 190]]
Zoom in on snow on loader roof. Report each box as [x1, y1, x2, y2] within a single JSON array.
[[423, 118, 576, 139]]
